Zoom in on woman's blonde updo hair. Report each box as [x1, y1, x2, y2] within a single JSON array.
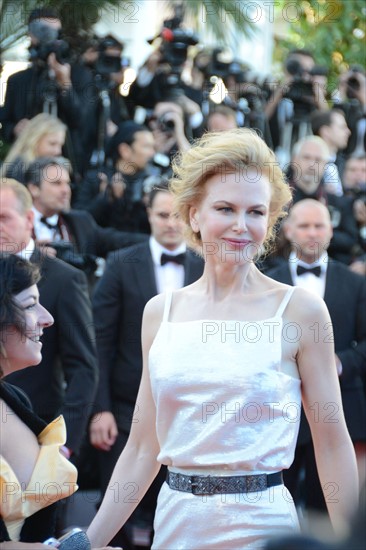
[[170, 128, 292, 252]]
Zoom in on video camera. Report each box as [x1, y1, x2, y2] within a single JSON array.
[[346, 66, 364, 100], [202, 49, 244, 82], [28, 21, 69, 65], [285, 58, 328, 118], [205, 49, 268, 116], [47, 242, 97, 275], [93, 35, 129, 92], [149, 5, 199, 97]]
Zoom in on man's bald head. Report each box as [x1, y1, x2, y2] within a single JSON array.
[[287, 199, 331, 225]]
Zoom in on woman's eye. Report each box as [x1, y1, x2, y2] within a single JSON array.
[[250, 210, 264, 216], [217, 207, 232, 213], [25, 304, 36, 310]]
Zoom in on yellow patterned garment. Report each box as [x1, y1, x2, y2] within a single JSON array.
[[0, 415, 78, 541]]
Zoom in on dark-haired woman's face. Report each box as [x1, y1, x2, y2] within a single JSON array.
[[1, 285, 53, 376]]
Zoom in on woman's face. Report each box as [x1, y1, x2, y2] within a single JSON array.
[[1, 284, 53, 376], [189, 170, 271, 263], [36, 131, 65, 157]]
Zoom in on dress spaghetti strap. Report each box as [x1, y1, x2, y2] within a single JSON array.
[[274, 287, 295, 318], [162, 291, 173, 322]]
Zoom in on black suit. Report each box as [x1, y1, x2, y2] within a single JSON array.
[[5, 249, 98, 454], [93, 241, 204, 432], [268, 260, 366, 512], [92, 241, 204, 547], [61, 210, 147, 258]]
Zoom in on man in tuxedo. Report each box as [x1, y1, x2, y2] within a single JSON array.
[[268, 199, 366, 520], [289, 135, 359, 264], [24, 156, 147, 287], [89, 180, 204, 548], [0, 178, 98, 458]]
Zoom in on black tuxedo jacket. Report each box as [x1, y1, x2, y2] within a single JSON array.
[[5, 249, 98, 453], [61, 209, 147, 258], [92, 241, 204, 436], [268, 260, 366, 441]]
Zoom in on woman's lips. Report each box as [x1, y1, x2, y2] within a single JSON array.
[[222, 238, 252, 247]]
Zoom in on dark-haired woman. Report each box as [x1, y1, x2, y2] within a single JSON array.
[[0, 254, 118, 549]]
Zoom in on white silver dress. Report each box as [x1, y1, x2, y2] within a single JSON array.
[[149, 288, 301, 549]]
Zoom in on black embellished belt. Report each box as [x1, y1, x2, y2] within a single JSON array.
[[166, 470, 283, 496]]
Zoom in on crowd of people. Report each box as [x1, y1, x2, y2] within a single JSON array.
[[0, 6, 365, 550]]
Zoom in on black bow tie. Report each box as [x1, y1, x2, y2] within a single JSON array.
[[161, 252, 186, 266], [297, 265, 321, 277], [40, 216, 58, 230]]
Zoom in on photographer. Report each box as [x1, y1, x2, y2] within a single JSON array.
[[266, 49, 329, 155], [127, 8, 204, 135], [311, 109, 351, 195], [148, 100, 191, 157], [74, 122, 155, 233], [215, 53, 272, 145], [0, 8, 91, 177], [335, 67, 366, 156], [80, 34, 132, 171], [343, 155, 366, 275]]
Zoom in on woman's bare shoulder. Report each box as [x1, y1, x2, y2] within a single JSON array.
[[143, 292, 166, 323], [287, 286, 331, 323]]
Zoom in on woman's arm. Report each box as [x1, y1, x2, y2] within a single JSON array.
[[295, 290, 359, 532], [86, 296, 164, 547]]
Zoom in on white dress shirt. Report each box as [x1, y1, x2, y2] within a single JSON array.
[[149, 236, 186, 294], [288, 251, 328, 298], [16, 238, 35, 261], [32, 207, 67, 242]]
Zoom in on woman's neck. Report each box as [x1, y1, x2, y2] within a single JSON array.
[[200, 261, 259, 301]]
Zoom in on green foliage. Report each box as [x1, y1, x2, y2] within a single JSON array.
[[273, 0, 365, 84], [0, 0, 124, 55]]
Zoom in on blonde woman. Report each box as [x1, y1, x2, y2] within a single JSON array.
[[87, 129, 358, 549], [1, 114, 66, 184]]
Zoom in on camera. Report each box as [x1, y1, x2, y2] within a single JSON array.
[[204, 49, 247, 83], [95, 35, 129, 77], [93, 35, 129, 91], [47, 241, 97, 275], [159, 25, 198, 70], [346, 66, 363, 100], [157, 113, 175, 133], [148, 5, 198, 98], [284, 59, 328, 118], [29, 20, 69, 65]]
